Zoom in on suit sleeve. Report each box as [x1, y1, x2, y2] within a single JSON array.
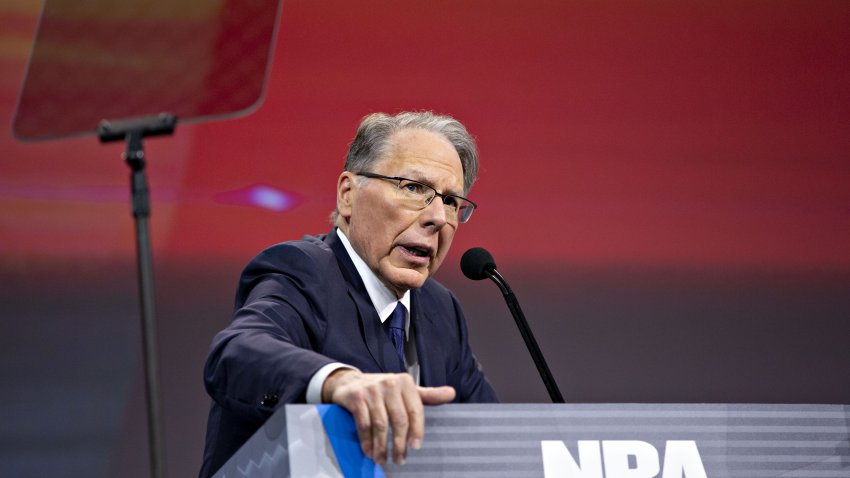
[[203, 243, 337, 422]]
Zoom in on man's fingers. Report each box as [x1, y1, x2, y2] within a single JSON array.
[[418, 385, 456, 404], [327, 372, 445, 464], [351, 401, 373, 460], [324, 370, 377, 460], [367, 389, 389, 464], [386, 377, 413, 464], [402, 381, 425, 453]]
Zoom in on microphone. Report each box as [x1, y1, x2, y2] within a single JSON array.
[[461, 247, 565, 403], [460, 247, 496, 280]]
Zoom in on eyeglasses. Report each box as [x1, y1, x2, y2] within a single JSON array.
[[355, 171, 477, 224]]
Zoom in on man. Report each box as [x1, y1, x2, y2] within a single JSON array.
[[200, 111, 498, 478]]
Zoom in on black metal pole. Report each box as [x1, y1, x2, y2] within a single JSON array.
[[99, 113, 175, 478], [125, 130, 165, 478], [487, 270, 565, 403]]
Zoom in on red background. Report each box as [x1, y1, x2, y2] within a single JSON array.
[[1, 1, 848, 477]]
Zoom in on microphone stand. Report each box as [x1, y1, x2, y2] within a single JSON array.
[[486, 268, 565, 403]]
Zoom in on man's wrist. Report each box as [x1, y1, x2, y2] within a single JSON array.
[[321, 367, 361, 403], [306, 363, 358, 403]]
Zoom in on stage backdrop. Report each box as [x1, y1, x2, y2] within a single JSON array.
[[1, 1, 848, 477]]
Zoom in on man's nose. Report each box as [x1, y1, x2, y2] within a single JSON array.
[[421, 196, 449, 228]]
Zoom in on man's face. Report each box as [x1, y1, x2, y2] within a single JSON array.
[[337, 128, 465, 297]]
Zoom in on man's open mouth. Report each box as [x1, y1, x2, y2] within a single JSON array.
[[402, 245, 431, 258]]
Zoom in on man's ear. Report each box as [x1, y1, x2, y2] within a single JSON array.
[[336, 172, 355, 219]]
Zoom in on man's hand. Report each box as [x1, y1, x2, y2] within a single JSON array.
[[321, 369, 456, 465]]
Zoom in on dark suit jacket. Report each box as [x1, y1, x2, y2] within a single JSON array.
[[200, 229, 497, 477]]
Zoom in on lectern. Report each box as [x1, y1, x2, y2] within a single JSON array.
[[212, 403, 850, 477]]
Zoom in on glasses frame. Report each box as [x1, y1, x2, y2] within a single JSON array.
[[355, 171, 478, 223]]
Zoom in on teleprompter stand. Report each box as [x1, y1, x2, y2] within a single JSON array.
[[98, 113, 177, 478], [13, 3, 283, 476]]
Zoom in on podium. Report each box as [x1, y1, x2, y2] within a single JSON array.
[[213, 403, 850, 478]]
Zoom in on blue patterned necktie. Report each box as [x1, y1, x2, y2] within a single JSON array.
[[387, 302, 406, 367]]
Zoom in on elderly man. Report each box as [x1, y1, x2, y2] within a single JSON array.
[[200, 111, 498, 478]]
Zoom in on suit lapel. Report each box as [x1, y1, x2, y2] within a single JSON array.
[[325, 229, 404, 373], [411, 288, 445, 387]]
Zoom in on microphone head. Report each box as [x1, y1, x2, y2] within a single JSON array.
[[461, 247, 497, 280]]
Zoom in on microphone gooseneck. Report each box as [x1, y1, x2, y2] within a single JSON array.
[[461, 247, 565, 403]]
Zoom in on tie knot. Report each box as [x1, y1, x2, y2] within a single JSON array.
[[388, 302, 406, 331]]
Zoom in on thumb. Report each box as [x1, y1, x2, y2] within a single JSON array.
[[418, 385, 456, 404]]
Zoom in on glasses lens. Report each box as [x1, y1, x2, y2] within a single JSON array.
[[455, 198, 475, 223], [396, 179, 435, 207], [391, 177, 475, 224]]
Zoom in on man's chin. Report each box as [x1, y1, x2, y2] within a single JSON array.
[[383, 267, 429, 295]]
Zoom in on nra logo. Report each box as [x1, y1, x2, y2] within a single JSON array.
[[541, 440, 707, 478]]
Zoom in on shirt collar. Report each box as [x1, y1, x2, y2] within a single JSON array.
[[336, 229, 411, 333]]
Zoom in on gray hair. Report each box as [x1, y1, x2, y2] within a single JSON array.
[[332, 111, 479, 224]]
